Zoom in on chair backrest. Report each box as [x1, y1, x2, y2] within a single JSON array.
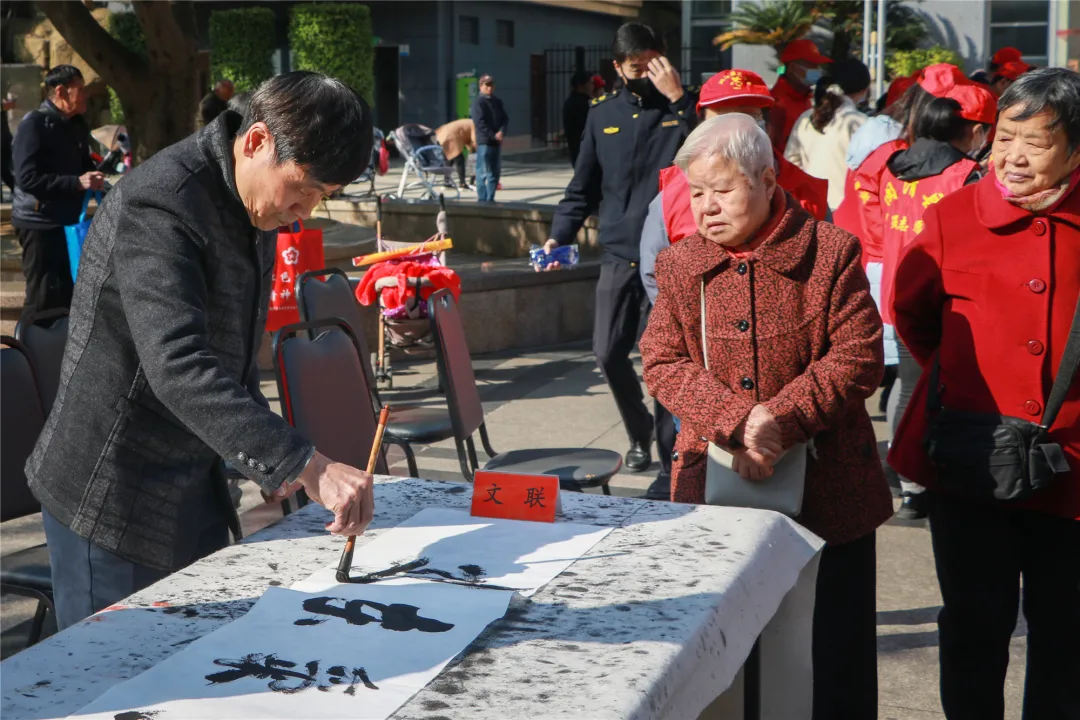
[[427, 290, 484, 441], [15, 309, 69, 415], [273, 319, 387, 474], [296, 268, 380, 401], [1, 337, 46, 522]]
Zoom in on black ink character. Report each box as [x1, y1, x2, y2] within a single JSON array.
[[294, 597, 455, 633], [114, 712, 161, 720], [484, 483, 503, 504], [207, 654, 316, 694], [524, 487, 547, 508], [206, 654, 379, 695]]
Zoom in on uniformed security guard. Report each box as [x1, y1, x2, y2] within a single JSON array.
[[544, 22, 697, 474]]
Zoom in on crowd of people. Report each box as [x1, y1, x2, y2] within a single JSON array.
[[3, 17, 1077, 720], [544, 21, 1079, 720]]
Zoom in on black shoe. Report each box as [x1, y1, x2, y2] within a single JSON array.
[[896, 492, 928, 520], [625, 440, 652, 472], [644, 472, 671, 500]]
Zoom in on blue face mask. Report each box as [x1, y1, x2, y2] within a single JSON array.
[[803, 68, 824, 87]]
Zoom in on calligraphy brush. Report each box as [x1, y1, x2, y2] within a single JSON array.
[[336, 406, 391, 583]]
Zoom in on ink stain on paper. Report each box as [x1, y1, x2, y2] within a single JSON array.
[[294, 596, 455, 633], [114, 711, 161, 720]]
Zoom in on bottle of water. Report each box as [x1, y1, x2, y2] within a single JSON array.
[[529, 243, 579, 271]]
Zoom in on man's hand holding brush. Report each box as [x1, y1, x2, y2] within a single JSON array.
[[293, 451, 376, 536]]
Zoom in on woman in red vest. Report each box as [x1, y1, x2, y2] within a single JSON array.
[[878, 65, 995, 518]]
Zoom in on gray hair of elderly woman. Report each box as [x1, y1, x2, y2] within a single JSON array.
[[673, 113, 774, 187], [998, 67, 1080, 153]]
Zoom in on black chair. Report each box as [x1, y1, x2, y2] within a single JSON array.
[[426, 290, 622, 494], [273, 318, 388, 477], [0, 336, 54, 647], [296, 268, 454, 478], [14, 308, 69, 415]]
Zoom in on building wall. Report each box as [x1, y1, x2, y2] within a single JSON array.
[[910, 0, 990, 73], [451, 1, 622, 146]]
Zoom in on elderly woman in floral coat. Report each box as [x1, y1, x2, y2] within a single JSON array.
[[640, 113, 893, 719]]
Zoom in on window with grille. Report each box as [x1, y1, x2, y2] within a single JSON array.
[[989, 0, 1051, 67], [460, 16, 479, 45], [497, 20, 515, 48]]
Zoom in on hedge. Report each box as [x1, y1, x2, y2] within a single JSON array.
[[210, 7, 276, 92], [107, 12, 145, 124], [289, 4, 374, 104], [886, 46, 964, 80]]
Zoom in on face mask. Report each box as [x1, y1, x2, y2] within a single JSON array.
[[757, 119, 769, 133], [623, 76, 662, 104], [803, 69, 823, 87]]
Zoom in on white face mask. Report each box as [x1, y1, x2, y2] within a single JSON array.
[[757, 119, 769, 134], [804, 68, 824, 87]]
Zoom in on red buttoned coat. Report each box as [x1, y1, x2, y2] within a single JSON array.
[[640, 192, 894, 545], [889, 175, 1080, 519]]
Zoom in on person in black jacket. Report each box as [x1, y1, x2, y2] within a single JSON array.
[[1, 96, 14, 194], [564, 71, 594, 167], [543, 23, 697, 475], [470, 74, 508, 202], [11, 65, 104, 317], [199, 79, 234, 128], [27, 72, 377, 630]]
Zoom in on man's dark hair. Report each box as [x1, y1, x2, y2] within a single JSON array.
[[612, 22, 665, 63], [571, 71, 592, 89], [227, 91, 252, 117], [998, 67, 1080, 153], [241, 71, 373, 186], [45, 65, 84, 93]]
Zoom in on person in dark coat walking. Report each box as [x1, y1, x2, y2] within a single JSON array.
[[199, 79, 234, 128], [543, 22, 698, 474], [563, 71, 594, 167], [11, 65, 103, 317], [1, 96, 15, 194], [27, 72, 377, 630], [470, 74, 508, 202]]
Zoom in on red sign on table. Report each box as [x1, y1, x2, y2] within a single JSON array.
[[470, 470, 560, 523]]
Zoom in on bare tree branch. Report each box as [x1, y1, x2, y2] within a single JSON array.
[[36, 1, 145, 96]]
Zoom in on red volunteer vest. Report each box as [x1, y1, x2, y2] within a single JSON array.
[[878, 158, 978, 324]]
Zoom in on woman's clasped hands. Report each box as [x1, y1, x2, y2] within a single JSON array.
[[731, 404, 785, 481]]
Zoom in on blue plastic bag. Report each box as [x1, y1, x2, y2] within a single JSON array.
[[64, 190, 102, 282]]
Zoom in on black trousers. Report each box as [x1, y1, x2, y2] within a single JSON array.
[[655, 399, 675, 476], [593, 257, 653, 445], [451, 154, 466, 186], [928, 493, 1080, 720], [812, 532, 879, 720], [17, 226, 74, 317]]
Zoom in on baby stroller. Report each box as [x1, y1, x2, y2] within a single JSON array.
[[354, 195, 457, 388], [386, 124, 460, 202], [353, 127, 389, 197]]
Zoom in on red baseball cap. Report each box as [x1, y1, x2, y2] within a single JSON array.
[[779, 39, 833, 66], [697, 69, 776, 114], [919, 64, 996, 124], [992, 47, 1024, 66], [885, 73, 919, 108], [993, 60, 1032, 81]]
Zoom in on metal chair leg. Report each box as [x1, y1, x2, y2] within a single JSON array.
[[28, 598, 49, 646], [401, 442, 419, 478]]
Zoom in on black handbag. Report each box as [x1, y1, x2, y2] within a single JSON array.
[[923, 294, 1080, 501]]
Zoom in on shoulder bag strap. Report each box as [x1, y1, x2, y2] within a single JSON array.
[[700, 278, 708, 371], [1041, 292, 1080, 429]]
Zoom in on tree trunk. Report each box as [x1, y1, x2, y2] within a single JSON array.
[[37, 0, 198, 163]]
